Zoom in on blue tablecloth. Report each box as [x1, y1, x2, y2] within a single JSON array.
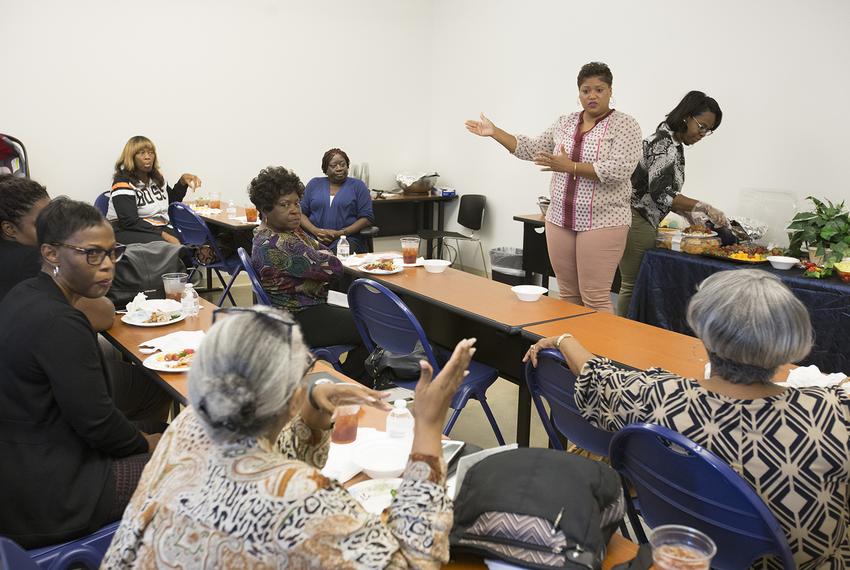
[[628, 248, 850, 374]]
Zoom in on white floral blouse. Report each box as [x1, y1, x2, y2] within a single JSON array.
[[514, 110, 642, 231], [102, 408, 452, 569]]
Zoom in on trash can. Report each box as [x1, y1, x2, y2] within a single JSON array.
[[490, 247, 526, 286]]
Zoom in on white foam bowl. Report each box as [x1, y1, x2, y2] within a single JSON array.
[[422, 259, 451, 274], [510, 285, 548, 302], [355, 439, 410, 479], [767, 256, 799, 270]]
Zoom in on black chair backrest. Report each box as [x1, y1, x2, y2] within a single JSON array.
[[457, 194, 486, 231]]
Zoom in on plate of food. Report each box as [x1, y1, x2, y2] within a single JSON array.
[[703, 244, 782, 264], [143, 348, 196, 372], [121, 309, 186, 327], [347, 478, 403, 514], [360, 259, 404, 275], [682, 224, 718, 238]]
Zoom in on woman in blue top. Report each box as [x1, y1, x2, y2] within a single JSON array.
[[300, 148, 374, 253]]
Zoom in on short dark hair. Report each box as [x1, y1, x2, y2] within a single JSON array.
[[577, 62, 613, 87], [0, 175, 49, 226], [36, 197, 107, 246], [248, 167, 305, 214], [663, 91, 723, 134], [321, 148, 350, 173]]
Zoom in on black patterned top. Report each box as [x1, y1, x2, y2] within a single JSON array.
[[103, 408, 452, 568], [630, 124, 685, 228], [575, 357, 850, 569]]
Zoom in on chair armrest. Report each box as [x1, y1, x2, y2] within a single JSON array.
[[359, 226, 379, 237]]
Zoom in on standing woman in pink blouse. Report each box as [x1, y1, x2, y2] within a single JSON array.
[[466, 62, 642, 312]]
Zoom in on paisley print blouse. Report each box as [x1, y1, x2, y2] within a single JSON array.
[[102, 408, 452, 569]]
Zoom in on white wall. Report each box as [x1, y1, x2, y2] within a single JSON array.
[[1, 0, 433, 202], [3, 0, 849, 271], [427, 0, 850, 269]]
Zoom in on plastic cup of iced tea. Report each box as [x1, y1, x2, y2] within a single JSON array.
[[400, 237, 420, 265], [245, 206, 258, 223], [209, 192, 221, 209], [649, 525, 716, 570], [331, 405, 360, 444], [162, 272, 189, 301]]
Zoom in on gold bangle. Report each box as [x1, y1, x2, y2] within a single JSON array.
[[555, 333, 573, 350]]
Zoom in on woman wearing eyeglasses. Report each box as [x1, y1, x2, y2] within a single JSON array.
[[104, 306, 476, 568], [616, 91, 725, 316], [0, 198, 159, 548]]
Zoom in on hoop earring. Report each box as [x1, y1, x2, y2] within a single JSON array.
[[52, 264, 60, 277]]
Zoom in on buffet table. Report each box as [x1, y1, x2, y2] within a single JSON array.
[[628, 248, 850, 375]]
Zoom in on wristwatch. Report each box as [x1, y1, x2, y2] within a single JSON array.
[[308, 378, 334, 410]]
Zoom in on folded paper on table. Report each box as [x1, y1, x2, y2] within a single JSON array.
[[139, 330, 206, 353]]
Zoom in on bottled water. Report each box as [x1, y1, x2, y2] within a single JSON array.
[[181, 283, 200, 317], [226, 200, 237, 218], [337, 234, 350, 261], [386, 399, 414, 438]]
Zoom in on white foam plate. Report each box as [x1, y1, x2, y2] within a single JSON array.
[[347, 478, 403, 514], [142, 351, 193, 373], [121, 313, 186, 327], [360, 260, 404, 275]]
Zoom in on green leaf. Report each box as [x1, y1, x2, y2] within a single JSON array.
[[821, 221, 841, 241]]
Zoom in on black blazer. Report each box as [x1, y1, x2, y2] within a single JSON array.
[[0, 273, 147, 548]]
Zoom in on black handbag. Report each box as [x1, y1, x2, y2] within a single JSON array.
[[364, 341, 428, 390], [451, 448, 625, 570]]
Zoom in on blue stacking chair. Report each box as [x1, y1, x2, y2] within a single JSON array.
[[523, 348, 612, 455], [93, 192, 109, 216], [609, 423, 796, 569], [169, 202, 241, 307], [348, 278, 505, 444], [237, 247, 353, 374], [0, 521, 120, 569]]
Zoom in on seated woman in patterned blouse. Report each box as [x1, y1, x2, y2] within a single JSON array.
[[525, 269, 850, 568], [248, 166, 367, 379], [104, 305, 476, 568]]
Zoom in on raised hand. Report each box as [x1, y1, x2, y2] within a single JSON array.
[[311, 382, 392, 414], [464, 113, 496, 137], [533, 145, 573, 173], [413, 338, 475, 430], [179, 173, 202, 189]]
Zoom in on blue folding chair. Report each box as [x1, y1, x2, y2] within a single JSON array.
[[0, 520, 120, 569], [348, 278, 505, 444], [169, 202, 241, 307], [609, 423, 796, 569], [93, 192, 109, 216], [523, 348, 612, 455], [237, 247, 353, 373]]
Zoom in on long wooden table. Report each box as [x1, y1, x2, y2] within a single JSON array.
[[102, 301, 639, 568], [344, 263, 594, 445]]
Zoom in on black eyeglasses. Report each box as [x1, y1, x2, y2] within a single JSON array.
[[691, 116, 713, 136], [211, 306, 316, 375], [52, 243, 126, 265]]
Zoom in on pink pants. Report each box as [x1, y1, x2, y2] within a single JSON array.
[[545, 222, 629, 313]]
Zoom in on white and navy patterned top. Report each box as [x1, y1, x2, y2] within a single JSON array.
[[630, 124, 685, 227], [576, 357, 850, 569], [514, 110, 642, 231], [103, 408, 452, 569]]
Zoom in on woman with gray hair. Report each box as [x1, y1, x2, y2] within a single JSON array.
[[104, 305, 478, 568], [524, 269, 850, 568]]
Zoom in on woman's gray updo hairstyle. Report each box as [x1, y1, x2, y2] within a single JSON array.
[[188, 306, 310, 443]]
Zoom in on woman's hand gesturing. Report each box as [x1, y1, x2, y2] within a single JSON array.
[[465, 113, 496, 137]]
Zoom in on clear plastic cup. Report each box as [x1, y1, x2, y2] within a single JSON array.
[[331, 405, 360, 444], [649, 525, 717, 570], [162, 272, 189, 301], [400, 236, 420, 264], [209, 192, 221, 210], [245, 206, 258, 222]]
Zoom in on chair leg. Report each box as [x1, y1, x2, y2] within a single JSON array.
[[443, 408, 462, 437], [477, 240, 489, 278], [621, 477, 648, 543], [453, 238, 465, 270], [478, 397, 506, 445], [215, 269, 240, 307]]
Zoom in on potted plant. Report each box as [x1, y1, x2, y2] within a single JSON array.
[[787, 196, 850, 273]]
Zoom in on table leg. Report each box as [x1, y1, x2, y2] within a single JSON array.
[[437, 202, 446, 259], [424, 202, 434, 258], [195, 267, 224, 294], [516, 382, 532, 447]]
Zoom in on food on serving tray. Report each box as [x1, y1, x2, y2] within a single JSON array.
[[362, 259, 398, 272], [682, 224, 713, 235], [680, 236, 721, 255], [144, 309, 181, 324], [159, 348, 195, 369], [704, 244, 783, 262]]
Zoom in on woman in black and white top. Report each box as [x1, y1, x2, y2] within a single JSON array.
[[107, 135, 201, 245], [616, 91, 725, 316]]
